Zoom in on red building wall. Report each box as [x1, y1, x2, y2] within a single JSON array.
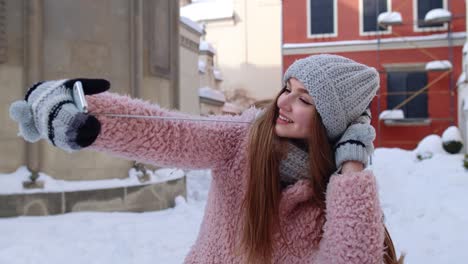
[[283, 0, 465, 43], [282, 0, 466, 149]]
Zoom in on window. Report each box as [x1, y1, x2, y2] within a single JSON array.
[[415, 0, 445, 29], [387, 72, 428, 118], [362, 0, 388, 33], [308, 0, 336, 37], [148, 0, 174, 79]]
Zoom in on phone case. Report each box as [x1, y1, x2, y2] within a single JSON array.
[[73, 81, 88, 113]]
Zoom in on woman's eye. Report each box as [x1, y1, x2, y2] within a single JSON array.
[[300, 98, 313, 105]]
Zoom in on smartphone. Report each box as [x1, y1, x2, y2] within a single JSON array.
[[73, 81, 88, 113]]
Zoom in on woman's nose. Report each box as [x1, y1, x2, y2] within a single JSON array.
[[277, 93, 292, 111]]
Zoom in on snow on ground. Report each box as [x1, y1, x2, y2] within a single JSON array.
[[371, 148, 468, 263], [0, 170, 211, 264], [1, 149, 467, 263]]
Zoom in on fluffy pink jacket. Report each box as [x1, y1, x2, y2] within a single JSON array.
[[87, 92, 385, 264]]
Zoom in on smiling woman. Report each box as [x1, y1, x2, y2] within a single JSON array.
[[9, 54, 402, 263], [275, 78, 317, 139]]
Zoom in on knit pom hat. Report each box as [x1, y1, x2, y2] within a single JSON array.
[[283, 54, 379, 141]]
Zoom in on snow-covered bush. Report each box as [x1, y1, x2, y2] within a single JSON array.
[[442, 126, 463, 154], [414, 134, 445, 160]]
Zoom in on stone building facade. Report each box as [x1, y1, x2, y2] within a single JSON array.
[[0, 0, 191, 181]]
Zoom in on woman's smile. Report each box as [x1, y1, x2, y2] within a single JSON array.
[[277, 114, 293, 124]]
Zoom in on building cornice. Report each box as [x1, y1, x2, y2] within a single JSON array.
[[283, 32, 466, 55]]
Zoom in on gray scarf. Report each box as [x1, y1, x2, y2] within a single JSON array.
[[279, 139, 310, 187]]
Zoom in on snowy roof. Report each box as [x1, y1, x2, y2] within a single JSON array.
[[377, 11, 402, 26], [198, 86, 226, 102], [425, 60, 452, 71], [198, 60, 207, 73], [379, 109, 405, 120], [199, 40, 216, 55], [180, 16, 204, 35], [424, 8, 452, 24], [213, 68, 223, 81], [180, 0, 234, 22], [222, 102, 241, 114]]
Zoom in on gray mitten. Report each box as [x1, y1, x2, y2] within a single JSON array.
[[334, 108, 376, 168], [9, 78, 110, 151]]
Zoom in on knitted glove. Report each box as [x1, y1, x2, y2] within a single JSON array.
[[9, 78, 110, 151], [334, 108, 375, 168]]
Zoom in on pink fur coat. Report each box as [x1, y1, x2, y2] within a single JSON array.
[[87, 92, 384, 263]]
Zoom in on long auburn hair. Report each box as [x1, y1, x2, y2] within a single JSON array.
[[239, 90, 404, 264]]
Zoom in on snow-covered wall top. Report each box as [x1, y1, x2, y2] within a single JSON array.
[[198, 86, 226, 102], [180, 16, 204, 35]]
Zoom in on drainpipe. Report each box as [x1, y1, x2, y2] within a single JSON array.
[[130, 0, 142, 98], [23, 0, 43, 173]]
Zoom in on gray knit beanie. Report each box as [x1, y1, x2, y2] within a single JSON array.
[[283, 54, 379, 141]]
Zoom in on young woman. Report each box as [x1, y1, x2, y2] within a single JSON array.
[[10, 54, 401, 263]]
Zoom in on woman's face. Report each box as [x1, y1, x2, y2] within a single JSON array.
[[275, 78, 316, 139]]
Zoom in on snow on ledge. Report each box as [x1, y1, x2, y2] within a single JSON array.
[[222, 102, 241, 114], [425, 8, 452, 24], [199, 40, 216, 55], [180, 16, 204, 35], [198, 60, 206, 73], [198, 86, 226, 102], [283, 32, 466, 49], [213, 68, 223, 81], [379, 109, 405, 120], [425, 60, 452, 71], [378, 11, 402, 25]]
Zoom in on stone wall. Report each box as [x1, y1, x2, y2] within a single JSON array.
[[0, 176, 186, 217]]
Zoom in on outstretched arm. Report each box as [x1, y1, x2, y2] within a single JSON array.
[[9, 78, 256, 170], [87, 92, 256, 169]]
